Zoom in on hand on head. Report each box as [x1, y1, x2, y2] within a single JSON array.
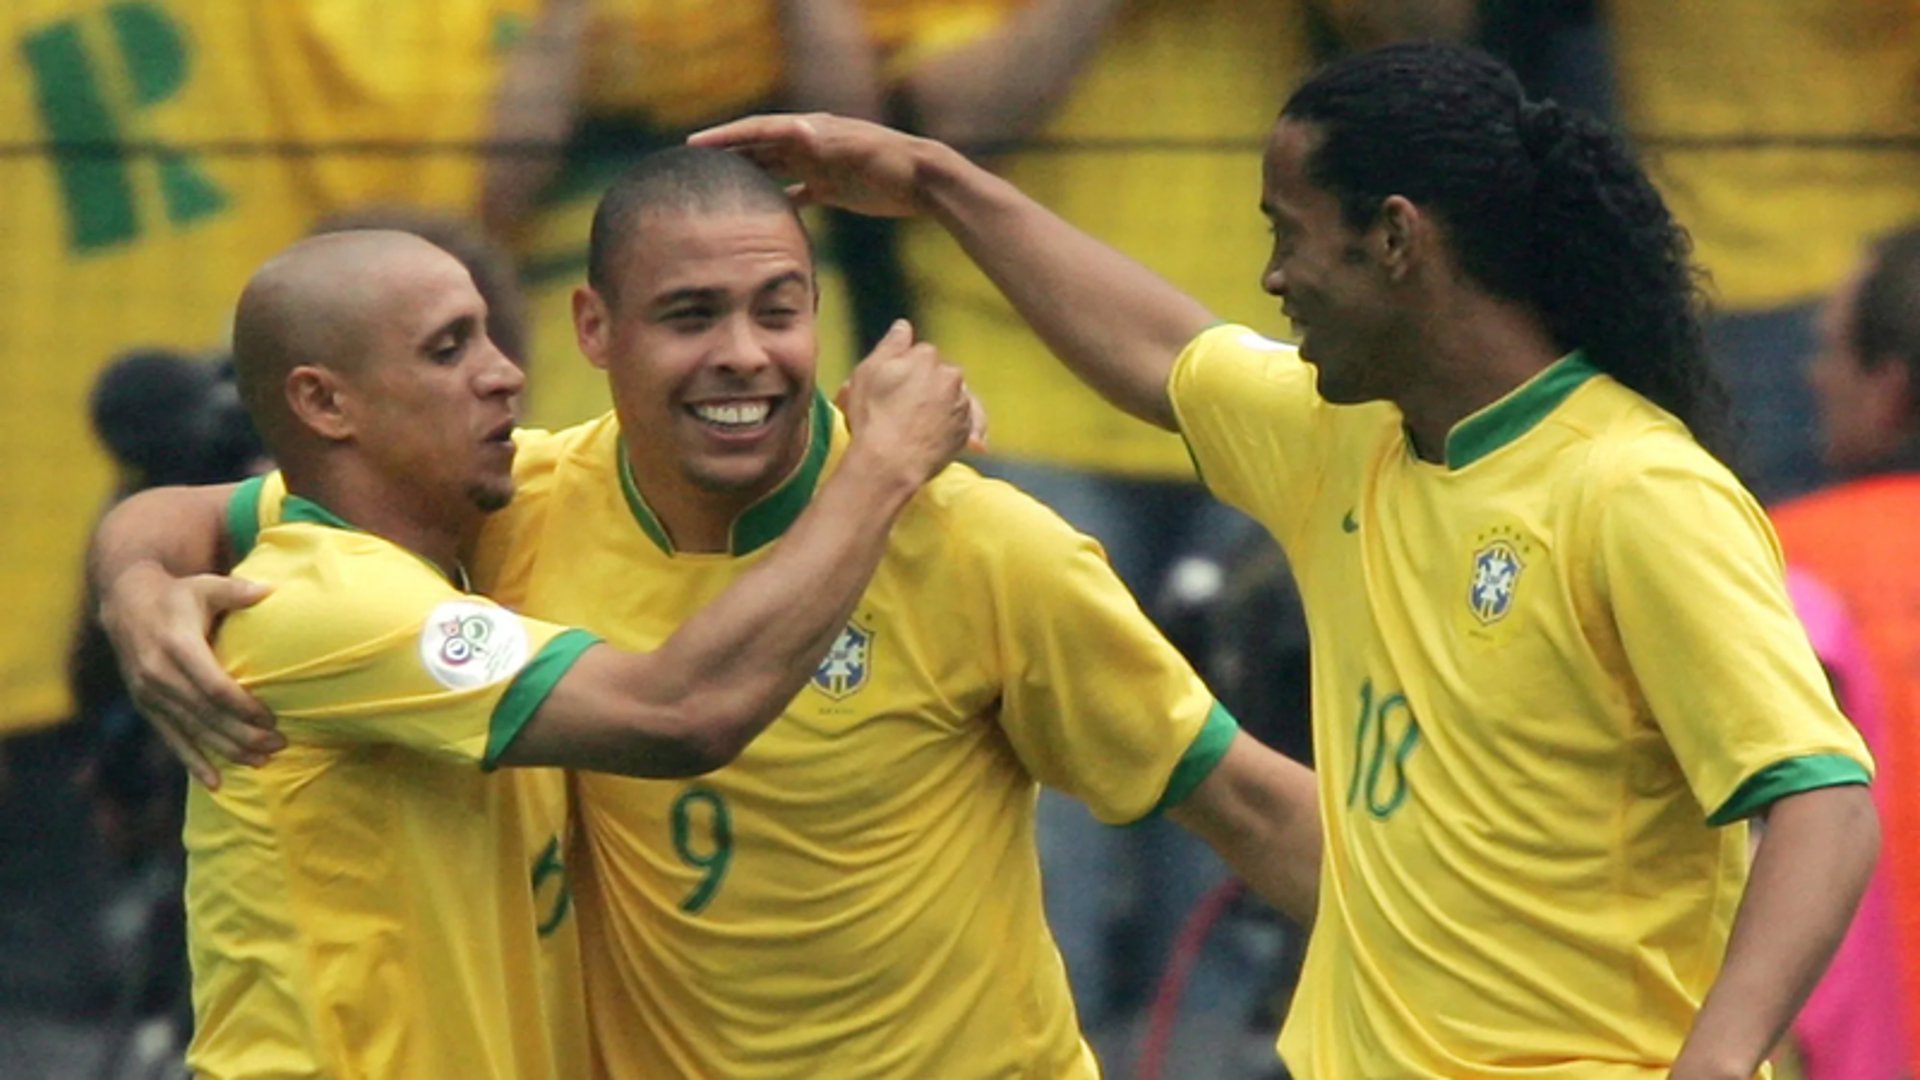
[[689, 113, 930, 219]]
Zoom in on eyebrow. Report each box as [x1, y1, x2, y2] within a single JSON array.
[[648, 271, 812, 312], [417, 313, 479, 350]]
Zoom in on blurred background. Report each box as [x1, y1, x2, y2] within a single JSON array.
[[1, 2, 1915, 1078]]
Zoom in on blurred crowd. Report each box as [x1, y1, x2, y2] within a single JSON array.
[[0, 2, 1914, 1078]]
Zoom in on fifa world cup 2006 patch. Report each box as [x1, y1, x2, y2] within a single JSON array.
[[811, 616, 874, 700], [419, 600, 532, 690]]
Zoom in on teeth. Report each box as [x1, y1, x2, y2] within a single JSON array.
[[691, 401, 771, 427]]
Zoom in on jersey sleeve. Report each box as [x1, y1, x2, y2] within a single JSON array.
[[218, 537, 597, 768], [1591, 441, 1872, 824], [1166, 324, 1337, 550], [965, 481, 1240, 824]]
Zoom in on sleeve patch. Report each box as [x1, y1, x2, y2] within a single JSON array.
[[418, 600, 532, 691]]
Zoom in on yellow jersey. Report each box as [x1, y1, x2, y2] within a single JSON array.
[[1168, 325, 1872, 1078], [899, 0, 1312, 476], [1608, 0, 1920, 309], [188, 489, 599, 1080], [0, 0, 527, 731], [473, 400, 1237, 1078]]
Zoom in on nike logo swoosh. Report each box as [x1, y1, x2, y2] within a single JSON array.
[[1342, 510, 1359, 533]]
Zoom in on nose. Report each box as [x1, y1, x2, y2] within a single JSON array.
[[712, 314, 773, 375], [1262, 259, 1287, 298], [475, 335, 525, 398]]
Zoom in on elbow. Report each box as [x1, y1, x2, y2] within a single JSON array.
[[649, 701, 769, 778]]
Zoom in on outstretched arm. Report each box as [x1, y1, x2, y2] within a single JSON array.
[[690, 113, 1217, 430], [91, 483, 277, 786], [1670, 785, 1877, 1080], [1168, 732, 1322, 927], [488, 321, 981, 776]]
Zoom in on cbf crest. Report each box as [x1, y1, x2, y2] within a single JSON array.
[[1468, 529, 1527, 625], [811, 616, 874, 700]]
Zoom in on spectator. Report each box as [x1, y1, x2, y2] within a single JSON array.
[[1, 2, 530, 739], [1782, 568, 1908, 1080], [1772, 223, 1920, 1074], [1601, 0, 1920, 500]]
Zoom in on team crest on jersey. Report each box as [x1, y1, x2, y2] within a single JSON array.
[[1468, 538, 1526, 625], [811, 616, 874, 700]]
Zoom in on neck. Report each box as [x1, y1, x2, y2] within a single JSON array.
[[1392, 292, 1565, 462], [627, 460, 754, 554], [283, 458, 477, 580]]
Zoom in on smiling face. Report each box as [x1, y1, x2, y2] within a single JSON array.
[[576, 206, 817, 510], [1259, 120, 1406, 405], [345, 243, 526, 515]]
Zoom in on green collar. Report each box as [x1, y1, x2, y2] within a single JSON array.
[[280, 493, 469, 588], [1441, 350, 1600, 469], [617, 392, 834, 557]]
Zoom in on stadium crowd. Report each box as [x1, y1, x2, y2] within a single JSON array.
[[1, 2, 1915, 1078]]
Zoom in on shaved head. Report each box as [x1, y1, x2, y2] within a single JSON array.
[[231, 230, 463, 447]]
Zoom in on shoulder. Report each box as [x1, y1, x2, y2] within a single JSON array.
[[223, 526, 460, 658], [906, 463, 1095, 559]]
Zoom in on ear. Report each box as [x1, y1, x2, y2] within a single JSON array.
[[574, 286, 612, 372], [1376, 195, 1421, 282], [285, 365, 354, 441]]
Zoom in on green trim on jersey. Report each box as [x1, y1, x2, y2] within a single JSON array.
[[1444, 351, 1600, 470], [617, 391, 834, 557], [483, 628, 602, 770], [225, 475, 265, 561], [280, 494, 356, 531], [1707, 753, 1871, 826], [1143, 701, 1241, 820], [279, 495, 469, 588]]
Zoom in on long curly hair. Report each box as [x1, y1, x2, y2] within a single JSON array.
[[1282, 42, 1732, 459]]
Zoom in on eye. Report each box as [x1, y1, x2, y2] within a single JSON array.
[[428, 334, 466, 364]]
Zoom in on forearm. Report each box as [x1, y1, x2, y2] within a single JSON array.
[[1673, 785, 1878, 1079], [1169, 735, 1322, 927], [479, 0, 587, 238], [777, 0, 884, 120], [900, 0, 1122, 149], [646, 448, 922, 752], [90, 484, 234, 592], [911, 139, 1215, 429]]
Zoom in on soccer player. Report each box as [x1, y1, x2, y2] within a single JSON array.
[[98, 149, 1322, 1077], [96, 227, 976, 1078], [692, 41, 1882, 1080]]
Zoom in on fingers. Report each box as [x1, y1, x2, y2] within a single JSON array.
[[204, 575, 272, 612], [965, 389, 990, 454], [687, 113, 817, 152], [149, 714, 220, 791], [861, 318, 915, 366]]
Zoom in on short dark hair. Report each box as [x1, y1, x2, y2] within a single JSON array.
[[1281, 43, 1729, 458], [587, 146, 804, 306], [1855, 224, 1920, 389]]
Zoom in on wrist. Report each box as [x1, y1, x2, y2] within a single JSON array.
[[835, 442, 927, 509]]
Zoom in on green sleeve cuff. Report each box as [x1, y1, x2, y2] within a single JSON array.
[[484, 628, 601, 770], [226, 475, 265, 561], [1141, 701, 1241, 821], [1707, 753, 1872, 826]]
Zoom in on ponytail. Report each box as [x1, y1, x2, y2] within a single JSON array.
[[1284, 43, 1734, 461]]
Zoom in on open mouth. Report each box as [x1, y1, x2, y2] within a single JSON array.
[[686, 396, 782, 435], [483, 418, 516, 446]]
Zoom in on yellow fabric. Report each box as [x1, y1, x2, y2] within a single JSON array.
[[899, 0, 1310, 476], [0, 1, 525, 732], [188, 521, 587, 1079], [1168, 325, 1869, 1078], [1608, 0, 1920, 309], [476, 411, 1218, 1078]]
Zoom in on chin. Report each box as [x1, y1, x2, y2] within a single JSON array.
[[467, 480, 516, 514]]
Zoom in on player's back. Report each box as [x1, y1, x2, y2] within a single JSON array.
[[186, 518, 587, 1080]]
